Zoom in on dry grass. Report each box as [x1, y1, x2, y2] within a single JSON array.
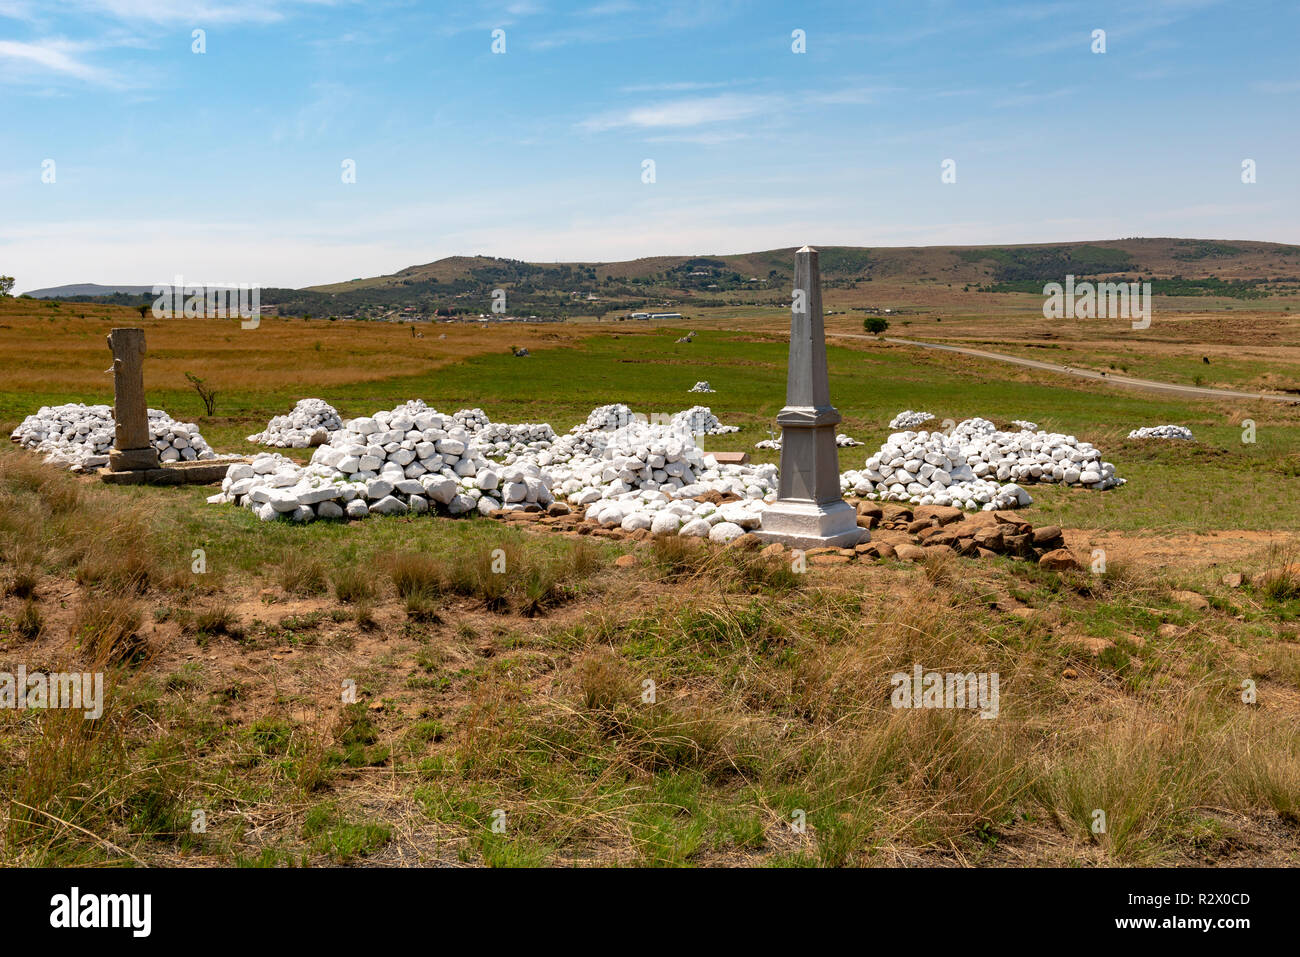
[[277, 547, 328, 596]]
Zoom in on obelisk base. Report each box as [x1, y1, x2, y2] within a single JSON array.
[[109, 447, 160, 472], [755, 499, 868, 550]]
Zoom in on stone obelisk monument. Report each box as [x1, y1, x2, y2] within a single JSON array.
[[756, 246, 867, 549], [106, 327, 160, 472]]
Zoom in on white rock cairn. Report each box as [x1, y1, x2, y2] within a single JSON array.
[[671, 406, 740, 436], [889, 410, 935, 430], [12, 403, 221, 472], [1128, 425, 1194, 440], [247, 398, 343, 448], [841, 417, 1124, 510]]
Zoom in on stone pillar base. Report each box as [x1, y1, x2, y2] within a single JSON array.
[[755, 499, 868, 549], [109, 447, 160, 471]]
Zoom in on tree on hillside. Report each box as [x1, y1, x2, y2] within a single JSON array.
[[0, 276, 14, 297], [863, 316, 889, 335]]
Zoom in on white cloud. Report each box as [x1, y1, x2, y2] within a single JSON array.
[[0, 38, 116, 84], [65, 1, 312, 24], [579, 93, 780, 132]]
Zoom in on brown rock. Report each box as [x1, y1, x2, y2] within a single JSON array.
[[546, 502, 572, 517], [913, 504, 963, 526], [1031, 525, 1065, 547], [809, 553, 852, 565], [994, 511, 1031, 533], [882, 505, 913, 523], [614, 554, 637, 568], [726, 533, 763, 551], [1062, 667, 1078, 680], [1157, 623, 1180, 639], [1064, 633, 1114, 656], [923, 544, 957, 557], [759, 542, 785, 558], [1038, 548, 1079, 571], [872, 542, 897, 559], [1003, 533, 1034, 557], [1171, 589, 1210, 611], [922, 528, 960, 548], [1221, 572, 1244, 589], [856, 501, 884, 520], [976, 547, 998, 559], [972, 526, 1005, 551], [894, 543, 927, 562]]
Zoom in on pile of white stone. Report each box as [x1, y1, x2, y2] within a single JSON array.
[[754, 438, 781, 451], [584, 492, 769, 544], [889, 410, 935, 430], [841, 417, 1124, 511], [213, 398, 783, 533], [210, 399, 553, 522], [1009, 420, 1038, 432], [688, 381, 716, 393], [452, 408, 492, 432], [1128, 425, 1194, 441], [523, 418, 778, 507], [11, 403, 221, 472], [541, 419, 777, 539], [247, 398, 343, 448], [672, 406, 740, 436], [585, 404, 638, 431], [471, 422, 557, 458]]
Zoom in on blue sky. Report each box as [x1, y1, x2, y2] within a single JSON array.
[[2, 0, 1298, 291]]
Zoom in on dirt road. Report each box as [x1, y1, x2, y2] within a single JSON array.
[[830, 333, 1300, 404]]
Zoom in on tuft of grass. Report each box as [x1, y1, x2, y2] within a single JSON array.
[[71, 597, 146, 667], [5, 566, 39, 599], [331, 565, 374, 604], [389, 551, 445, 601], [16, 599, 43, 640], [277, 547, 327, 596], [192, 604, 244, 642]]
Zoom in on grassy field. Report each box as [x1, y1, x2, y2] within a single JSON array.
[[3, 295, 1300, 866], [4, 300, 1300, 533], [1, 453, 1298, 866]]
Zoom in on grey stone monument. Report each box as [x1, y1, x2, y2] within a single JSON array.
[[756, 246, 867, 549], [106, 327, 160, 472]]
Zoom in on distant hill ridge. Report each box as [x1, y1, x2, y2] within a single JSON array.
[[306, 238, 1300, 292], [22, 283, 157, 299]]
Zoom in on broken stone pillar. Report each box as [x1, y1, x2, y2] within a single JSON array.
[[756, 246, 867, 549], [106, 327, 159, 471]]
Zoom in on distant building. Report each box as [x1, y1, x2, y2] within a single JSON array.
[[648, 312, 682, 319]]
